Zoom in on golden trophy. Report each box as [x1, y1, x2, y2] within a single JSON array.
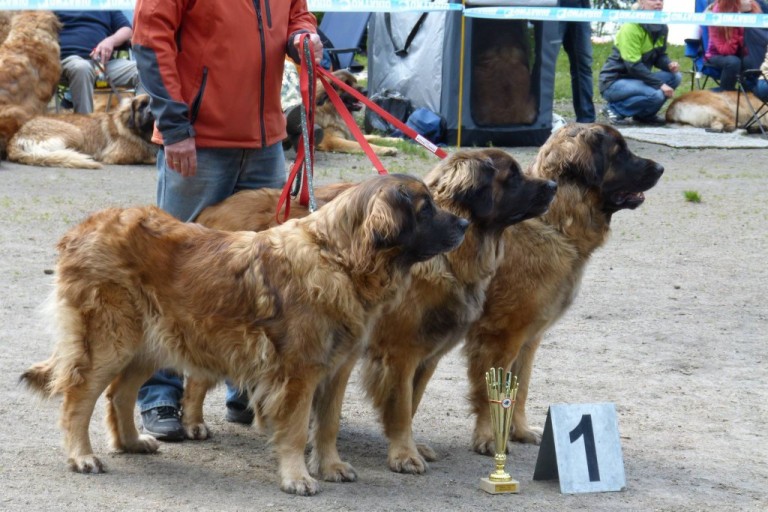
[[479, 367, 520, 494]]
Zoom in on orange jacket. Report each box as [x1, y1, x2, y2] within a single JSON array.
[[132, 0, 316, 148]]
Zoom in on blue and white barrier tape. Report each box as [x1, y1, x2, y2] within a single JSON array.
[[1, 0, 462, 12], [464, 7, 768, 28], [1, 0, 766, 28]]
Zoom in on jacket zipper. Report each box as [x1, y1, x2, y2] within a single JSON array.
[[265, 0, 272, 28], [253, 0, 267, 147], [190, 66, 208, 124]]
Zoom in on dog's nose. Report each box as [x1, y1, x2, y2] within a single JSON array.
[[654, 162, 664, 177], [545, 180, 557, 193], [456, 217, 470, 232]]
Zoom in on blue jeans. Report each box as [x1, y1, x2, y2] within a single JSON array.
[[560, 20, 595, 122], [705, 55, 741, 91], [755, 79, 768, 101], [601, 71, 682, 119], [138, 143, 286, 412]]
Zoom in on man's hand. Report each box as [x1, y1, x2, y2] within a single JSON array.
[[668, 61, 680, 73], [293, 33, 323, 64], [660, 83, 674, 98], [165, 138, 198, 177], [90, 36, 116, 64]]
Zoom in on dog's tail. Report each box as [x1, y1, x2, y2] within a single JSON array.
[[20, 293, 91, 397], [7, 136, 103, 169], [19, 359, 57, 396]]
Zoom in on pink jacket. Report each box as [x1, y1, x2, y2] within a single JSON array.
[[705, 3, 745, 59]]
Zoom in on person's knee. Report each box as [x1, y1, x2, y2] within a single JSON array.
[[66, 58, 95, 79], [668, 72, 683, 89]]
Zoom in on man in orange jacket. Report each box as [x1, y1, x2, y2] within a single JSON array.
[[131, 0, 322, 441]]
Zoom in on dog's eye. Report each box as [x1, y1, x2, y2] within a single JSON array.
[[417, 201, 434, 219]]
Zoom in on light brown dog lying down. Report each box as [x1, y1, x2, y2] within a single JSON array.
[[8, 94, 156, 168], [665, 90, 768, 133], [21, 173, 469, 496]]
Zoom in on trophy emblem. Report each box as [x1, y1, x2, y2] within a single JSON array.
[[479, 367, 520, 494]]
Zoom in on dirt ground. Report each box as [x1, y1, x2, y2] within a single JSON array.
[[1, 131, 766, 511]]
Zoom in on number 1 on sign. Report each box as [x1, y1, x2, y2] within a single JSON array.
[[568, 414, 600, 482]]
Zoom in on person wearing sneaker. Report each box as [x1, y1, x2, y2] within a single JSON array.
[[131, 0, 322, 440], [597, 0, 681, 126]]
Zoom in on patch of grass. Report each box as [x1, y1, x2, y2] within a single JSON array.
[[683, 190, 702, 203], [368, 138, 431, 159]]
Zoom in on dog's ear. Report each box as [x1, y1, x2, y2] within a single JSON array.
[[544, 124, 606, 188], [351, 184, 408, 272], [437, 155, 494, 219], [127, 99, 137, 129], [580, 126, 608, 187]]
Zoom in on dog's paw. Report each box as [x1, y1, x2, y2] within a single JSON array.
[[308, 451, 358, 482], [416, 443, 438, 462], [381, 147, 398, 156], [69, 454, 105, 474], [511, 425, 543, 445], [184, 422, 210, 440], [318, 461, 358, 483], [388, 447, 429, 474], [280, 475, 320, 496], [122, 434, 161, 453], [471, 431, 498, 455]]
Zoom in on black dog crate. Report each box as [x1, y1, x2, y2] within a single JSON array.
[[368, 1, 560, 147]]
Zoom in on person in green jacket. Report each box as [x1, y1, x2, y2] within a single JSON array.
[[598, 0, 681, 125]]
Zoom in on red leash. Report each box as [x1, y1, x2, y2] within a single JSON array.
[[316, 67, 449, 160], [276, 35, 317, 223], [276, 37, 449, 223]]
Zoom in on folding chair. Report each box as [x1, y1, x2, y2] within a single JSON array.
[[683, 29, 721, 90], [318, 12, 371, 72], [736, 69, 768, 138]]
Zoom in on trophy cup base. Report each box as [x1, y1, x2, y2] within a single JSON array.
[[479, 477, 520, 494]]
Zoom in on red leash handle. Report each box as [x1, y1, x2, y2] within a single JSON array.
[[276, 34, 317, 224], [317, 67, 448, 160]]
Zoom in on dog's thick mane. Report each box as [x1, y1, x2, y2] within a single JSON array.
[[526, 125, 612, 257]]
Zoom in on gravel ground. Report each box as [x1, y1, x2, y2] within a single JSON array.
[[1, 133, 766, 511]]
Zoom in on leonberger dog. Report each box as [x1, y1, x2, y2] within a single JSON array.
[[465, 124, 664, 453], [359, 150, 556, 473], [7, 94, 156, 168], [0, 11, 61, 158], [292, 68, 401, 156], [21, 174, 469, 496], [665, 89, 768, 133], [180, 148, 557, 476]]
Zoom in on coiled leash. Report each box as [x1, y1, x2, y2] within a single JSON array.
[[276, 34, 318, 223]]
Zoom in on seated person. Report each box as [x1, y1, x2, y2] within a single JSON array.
[[55, 11, 142, 114], [598, 0, 681, 126], [705, 0, 762, 91]]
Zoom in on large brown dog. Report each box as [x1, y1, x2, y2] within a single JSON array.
[[0, 11, 61, 158], [7, 94, 156, 168], [360, 150, 556, 473], [465, 124, 664, 453], [21, 174, 469, 496], [665, 89, 768, 133]]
